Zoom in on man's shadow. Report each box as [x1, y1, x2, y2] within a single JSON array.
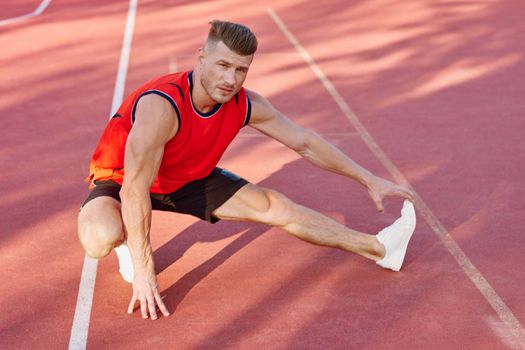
[[152, 158, 382, 312], [153, 219, 267, 312]]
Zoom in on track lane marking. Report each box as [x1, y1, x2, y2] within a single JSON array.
[[0, 0, 53, 26], [68, 1, 138, 349], [267, 7, 525, 349], [68, 256, 97, 350]]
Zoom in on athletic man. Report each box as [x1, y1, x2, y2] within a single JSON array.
[[78, 20, 417, 321]]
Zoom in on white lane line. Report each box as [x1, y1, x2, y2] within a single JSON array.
[[0, 0, 52, 26], [267, 7, 525, 350], [68, 256, 98, 350], [110, 0, 138, 116], [68, 1, 138, 349]]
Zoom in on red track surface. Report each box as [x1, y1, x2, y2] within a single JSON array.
[[1, 0, 524, 349]]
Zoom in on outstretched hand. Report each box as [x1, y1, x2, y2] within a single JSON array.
[[128, 269, 170, 320], [367, 176, 415, 212]]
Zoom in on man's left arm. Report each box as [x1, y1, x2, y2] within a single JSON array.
[[246, 90, 414, 212]]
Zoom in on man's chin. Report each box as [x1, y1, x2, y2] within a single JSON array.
[[212, 93, 234, 104]]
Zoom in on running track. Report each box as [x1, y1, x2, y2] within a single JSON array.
[[1, 0, 524, 349]]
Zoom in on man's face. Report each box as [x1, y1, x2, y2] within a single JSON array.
[[199, 41, 253, 104]]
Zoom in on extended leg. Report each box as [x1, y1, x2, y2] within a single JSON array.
[[213, 184, 385, 261]]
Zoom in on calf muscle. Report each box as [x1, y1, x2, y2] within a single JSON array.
[[214, 184, 384, 260]]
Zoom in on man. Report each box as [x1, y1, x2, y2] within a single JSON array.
[[78, 20, 416, 321]]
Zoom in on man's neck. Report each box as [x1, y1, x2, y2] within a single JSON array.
[[191, 69, 219, 114]]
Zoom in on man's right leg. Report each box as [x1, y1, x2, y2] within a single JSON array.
[[77, 196, 124, 259]]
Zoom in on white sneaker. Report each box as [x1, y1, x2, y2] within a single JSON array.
[[114, 241, 134, 283], [376, 200, 417, 271]]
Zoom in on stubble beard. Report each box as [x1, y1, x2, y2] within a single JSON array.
[[200, 75, 236, 104]]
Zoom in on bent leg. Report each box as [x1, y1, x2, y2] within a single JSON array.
[[77, 196, 124, 259], [212, 184, 385, 261]]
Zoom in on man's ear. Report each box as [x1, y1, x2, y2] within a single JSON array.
[[197, 48, 205, 65]]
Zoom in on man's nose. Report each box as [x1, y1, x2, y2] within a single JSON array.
[[223, 69, 236, 86]]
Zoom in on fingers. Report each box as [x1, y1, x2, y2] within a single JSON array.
[[146, 292, 158, 320], [368, 176, 417, 211], [154, 289, 170, 317], [128, 287, 169, 320], [369, 190, 384, 213], [370, 182, 415, 212], [375, 198, 384, 213], [127, 287, 150, 319], [140, 296, 148, 319], [395, 185, 415, 202], [128, 291, 137, 314], [382, 182, 415, 203]]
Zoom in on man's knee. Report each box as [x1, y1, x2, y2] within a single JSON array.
[[258, 188, 296, 227], [82, 238, 113, 259], [77, 201, 123, 259], [213, 184, 298, 225], [78, 219, 121, 259]]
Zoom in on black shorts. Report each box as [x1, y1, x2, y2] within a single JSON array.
[[81, 167, 249, 223]]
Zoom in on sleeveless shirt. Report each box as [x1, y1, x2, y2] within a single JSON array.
[[86, 71, 251, 194]]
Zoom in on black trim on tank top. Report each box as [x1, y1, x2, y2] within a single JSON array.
[[243, 94, 252, 127], [131, 90, 181, 133], [188, 70, 222, 118], [111, 113, 122, 119], [188, 70, 194, 91], [168, 83, 185, 101]]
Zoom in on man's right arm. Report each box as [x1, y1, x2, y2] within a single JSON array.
[[120, 93, 178, 320]]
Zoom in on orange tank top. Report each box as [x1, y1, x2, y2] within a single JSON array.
[[86, 71, 251, 194]]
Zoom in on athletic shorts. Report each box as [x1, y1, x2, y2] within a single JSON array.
[[81, 167, 249, 223]]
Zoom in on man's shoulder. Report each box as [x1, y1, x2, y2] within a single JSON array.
[[148, 71, 190, 101], [244, 89, 276, 124], [135, 71, 191, 119]]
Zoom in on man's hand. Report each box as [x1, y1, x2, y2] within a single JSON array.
[[127, 269, 170, 320], [367, 176, 415, 212]]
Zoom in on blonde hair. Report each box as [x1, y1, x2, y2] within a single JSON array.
[[206, 20, 257, 55]]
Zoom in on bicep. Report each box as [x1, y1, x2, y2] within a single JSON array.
[[122, 94, 178, 195], [247, 90, 309, 152]]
